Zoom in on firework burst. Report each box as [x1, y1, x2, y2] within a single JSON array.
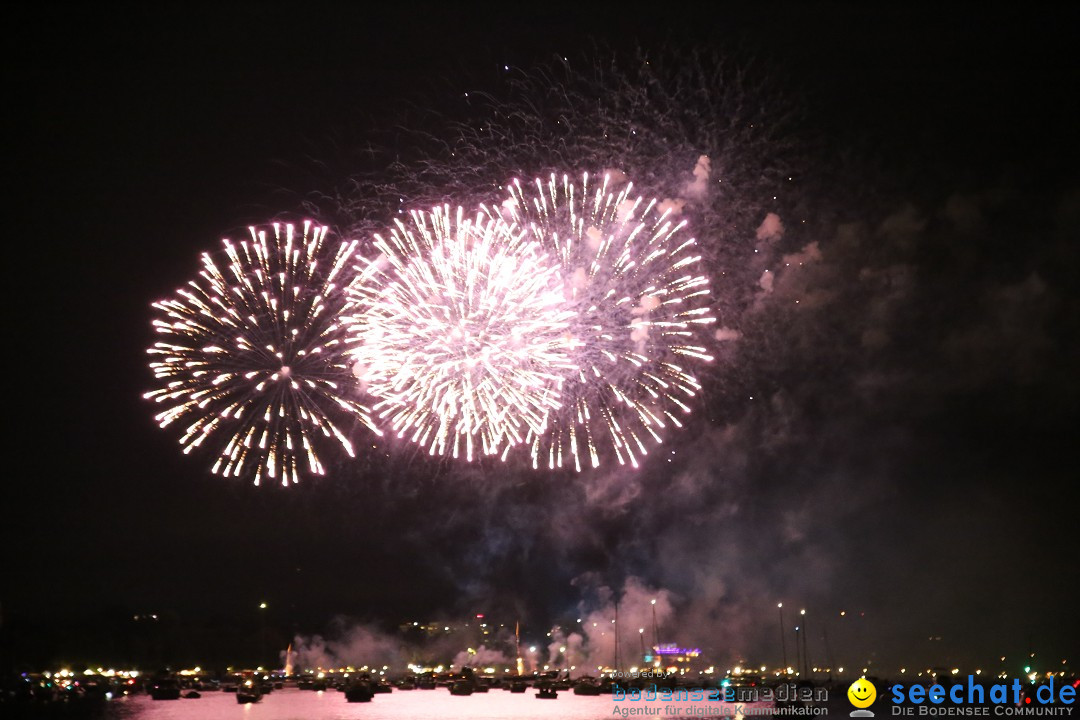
[[145, 221, 376, 486], [345, 205, 576, 462], [496, 172, 715, 471]]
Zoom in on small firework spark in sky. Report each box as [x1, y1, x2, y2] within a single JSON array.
[[496, 172, 715, 471], [344, 205, 577, 463], [145, 221, 377, 486]]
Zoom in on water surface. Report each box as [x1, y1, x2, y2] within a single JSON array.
[[104, 687, 774, 720]]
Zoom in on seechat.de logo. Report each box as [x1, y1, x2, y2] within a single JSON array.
[[890, 676, 1076, 716]]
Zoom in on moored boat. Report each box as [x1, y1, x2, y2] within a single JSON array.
[[450, 680, 474, 696], [236, 680, 261, 704], [345, 682, 375, 702], [150, 677, 181, 700], [574, 679, 601, 695]]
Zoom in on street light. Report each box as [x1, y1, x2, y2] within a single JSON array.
[[778, 603, 788, 675], [794, 624, 801, 675], [258, 602, 268, 668], [651, 599, 660, 653], [799, 610, 809, 677]]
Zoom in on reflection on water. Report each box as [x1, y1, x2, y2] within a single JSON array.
[[104, 687, 770, 720]]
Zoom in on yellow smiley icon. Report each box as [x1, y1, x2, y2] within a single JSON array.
[[848, 678, 876, 708]]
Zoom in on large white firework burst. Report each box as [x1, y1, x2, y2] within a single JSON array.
[[145, 221, 377, 486], [345, 205, 577, 462], [497, 172, 715, 471]]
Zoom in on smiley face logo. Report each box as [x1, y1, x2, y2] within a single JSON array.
[[848, 678, 877, 709]]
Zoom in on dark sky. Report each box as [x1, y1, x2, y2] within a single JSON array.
[[5, 4, 1077, 673]]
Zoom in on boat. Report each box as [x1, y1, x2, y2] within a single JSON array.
[[345, 682, 375, 702], [183, 690, 201, 699], [236, 680, 262, 704], [573, 679, 601, 695], [536, 684, 558, 699], [509, 681, 528, 693], [450, 680, 474, 696], [150, 677, 181, 700], [373, 682, 393, 694]]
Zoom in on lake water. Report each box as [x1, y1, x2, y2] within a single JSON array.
[[102, 687, 781, 720]]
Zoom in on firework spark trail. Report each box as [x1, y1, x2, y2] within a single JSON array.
[[495, 172, 716, 472], [145, 221, 377, 486], [345, 205, 577, 462], [332, 48, 801, 281]]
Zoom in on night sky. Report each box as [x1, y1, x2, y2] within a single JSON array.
[[6, 4, 1077, 674]]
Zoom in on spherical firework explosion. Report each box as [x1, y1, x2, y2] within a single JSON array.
[[496, 172, 715, 471], [344, 206, 577, 462], [145, 221, 377, 486]]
